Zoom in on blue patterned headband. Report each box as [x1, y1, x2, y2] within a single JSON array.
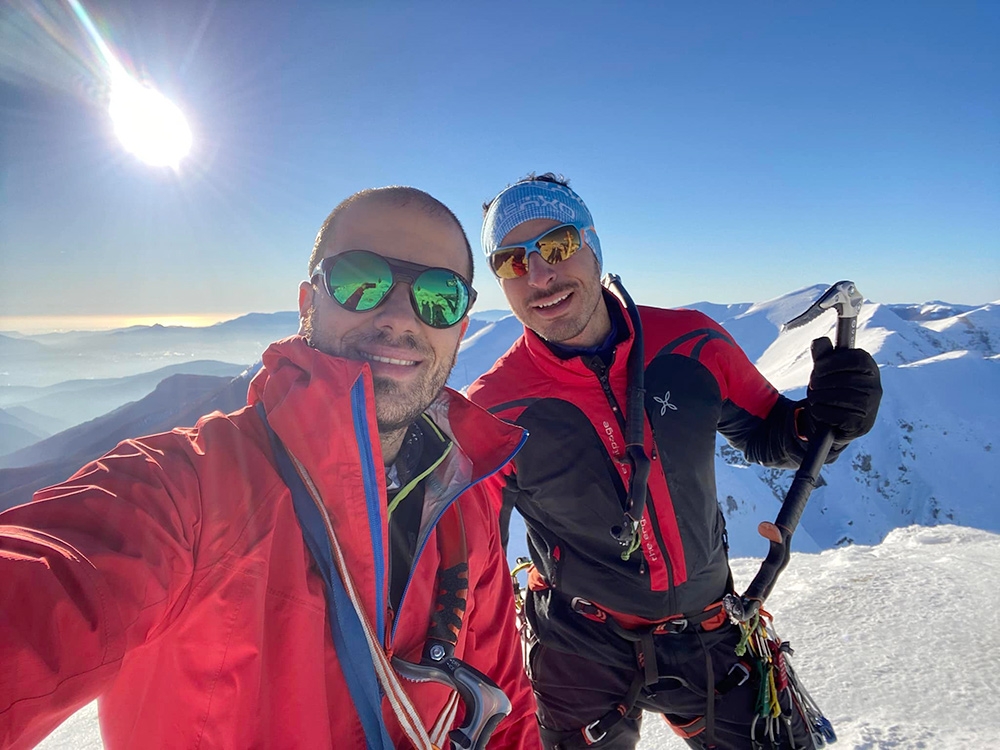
[[481, 180, 602, 270]]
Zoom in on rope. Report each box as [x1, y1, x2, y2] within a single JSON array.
[[290, 453, 435, 749]]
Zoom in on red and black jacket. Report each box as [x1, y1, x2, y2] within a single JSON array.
[[468, 293, 819, 660]]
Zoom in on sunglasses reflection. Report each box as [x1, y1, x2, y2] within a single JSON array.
[[343, 282, 381, 310], [318, 251, 473, 328], [490, 224, 583, 279], [416, 285, 465, 328]]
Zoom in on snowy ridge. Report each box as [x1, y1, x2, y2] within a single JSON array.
[[3, 288, 995, 553], [713, 288, 999, 555]]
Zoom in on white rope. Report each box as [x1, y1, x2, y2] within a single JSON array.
[[291, 453, 434, 749], [430, 691, 461, 748]]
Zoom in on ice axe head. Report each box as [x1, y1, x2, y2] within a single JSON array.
[[782, 280, 863, 349]]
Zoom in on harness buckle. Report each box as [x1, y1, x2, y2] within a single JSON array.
[[570, 597, 607, 622], [652, 617, 688, 635], [582, 719, 607, 745]]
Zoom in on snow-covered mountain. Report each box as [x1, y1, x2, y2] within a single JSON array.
[[698, 288, 999, 556], [2, 287, 997, 557], [447, 287, 1000, 559]]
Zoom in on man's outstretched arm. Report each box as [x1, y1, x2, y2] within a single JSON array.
[[714, 329, 881, 468], [0, 436, 202, 749]]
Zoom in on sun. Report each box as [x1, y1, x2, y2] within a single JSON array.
[[109, 72, 193, 168]]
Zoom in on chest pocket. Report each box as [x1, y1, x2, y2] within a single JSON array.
[[644, 353, 722, 478]]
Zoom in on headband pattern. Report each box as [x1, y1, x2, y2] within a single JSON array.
[[482, 181, 602, 269]]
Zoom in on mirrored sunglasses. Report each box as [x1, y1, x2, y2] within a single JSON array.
[[488, 223, 585, 280], [312, 250, 476, 329]]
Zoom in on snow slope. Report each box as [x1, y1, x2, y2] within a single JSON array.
[[35, 526, 1000, 749]]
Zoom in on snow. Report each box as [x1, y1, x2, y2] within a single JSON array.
[[36, 526, 1000, 749], [636, 525, 1000, 749]]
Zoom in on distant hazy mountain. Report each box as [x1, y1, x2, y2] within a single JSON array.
[[0, 408, 48, 456], [1, 294, 996, 559], [0, 333, 49, 357], [0, 360, 245, 434], [0, 368, 257, 510], [0, 312, 299, 388]]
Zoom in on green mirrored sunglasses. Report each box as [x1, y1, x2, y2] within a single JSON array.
[[312, 250, 476, 329]]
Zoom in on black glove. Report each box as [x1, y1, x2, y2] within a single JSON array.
[[802, 337, 882, 443]]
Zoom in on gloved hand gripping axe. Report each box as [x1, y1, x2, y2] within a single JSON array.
[[725, 281, 864, 623]]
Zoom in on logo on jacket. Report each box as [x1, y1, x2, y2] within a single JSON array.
[[653, 391, 678, 416]]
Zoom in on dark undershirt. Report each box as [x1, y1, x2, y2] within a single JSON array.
[[545, 294, 629, 365], [385, 416, 450, 614]]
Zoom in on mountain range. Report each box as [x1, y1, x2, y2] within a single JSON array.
[[1, 285, 997, 560]]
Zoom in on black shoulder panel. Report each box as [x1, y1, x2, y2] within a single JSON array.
[[657, 328, 735, 359], [488, 398, 540, 416]]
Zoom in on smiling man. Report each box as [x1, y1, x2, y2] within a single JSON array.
[[0, 187, 540, 749], [468, 174, 882, 750]]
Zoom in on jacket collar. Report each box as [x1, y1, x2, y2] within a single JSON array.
[[520, 289, 636, 378], [247, 336, 524, 480]]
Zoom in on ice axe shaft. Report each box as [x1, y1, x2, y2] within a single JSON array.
[[727, 281, 863, 622]]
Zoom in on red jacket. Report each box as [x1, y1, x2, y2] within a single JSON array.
[[0, 337, 539, 749]]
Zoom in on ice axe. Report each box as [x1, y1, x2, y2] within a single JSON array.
[[392, 502, 511, 750], [725, 281, 863, 623], [393, 650, 511, 750]]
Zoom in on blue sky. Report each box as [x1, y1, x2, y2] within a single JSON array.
[[1, 0, 997, 331]]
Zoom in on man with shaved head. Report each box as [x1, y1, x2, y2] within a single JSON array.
[[0, 187, 541, 749]]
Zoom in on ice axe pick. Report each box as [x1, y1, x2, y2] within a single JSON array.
[[724, 280, 864, 622]]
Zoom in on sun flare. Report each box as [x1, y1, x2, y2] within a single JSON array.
[[62, 0, 193, 168], [109, 72, 192, 168]]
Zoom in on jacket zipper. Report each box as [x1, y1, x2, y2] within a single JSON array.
[[388, 429, 528, 646], [583, 354, 627, 434]]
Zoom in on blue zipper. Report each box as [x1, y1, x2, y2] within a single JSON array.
[[351, 377, 387, 641]]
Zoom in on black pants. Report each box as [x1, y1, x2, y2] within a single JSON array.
[[530, 623, 815, 750]]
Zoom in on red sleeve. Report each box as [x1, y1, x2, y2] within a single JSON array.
[[0, 434, 202, 749], [462, 489, 540, 749]]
